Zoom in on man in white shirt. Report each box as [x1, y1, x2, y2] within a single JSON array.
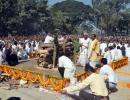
[[25, 43, 33, 55], [0, 46, 4, 64], [44, 33, 54, 44], [58, 52, 76, 85], [126, 44, 130, 61], [104, 47, 112, 64], [100, 41, 107, 56], [110, 44, 118, 61], [99, 58, 117, 92], [12, 41, 18, 52], [77, 32, 91, 67], [34, 41, 39, 51]]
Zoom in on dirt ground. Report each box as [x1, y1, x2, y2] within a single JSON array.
[[0, 60, 130, 100]]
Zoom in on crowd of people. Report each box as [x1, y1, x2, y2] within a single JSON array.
[[0, 34, 43, 66], [0, 32, 130, 100], [51, 32, 130, 100]]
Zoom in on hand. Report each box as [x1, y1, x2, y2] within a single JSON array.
[[61, 90, 67, 94]]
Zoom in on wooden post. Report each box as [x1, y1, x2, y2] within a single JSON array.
[[53, 43, 57, 69], [52, 29, 59, 68]]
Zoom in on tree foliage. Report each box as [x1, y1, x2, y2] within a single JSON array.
[[0, 0, 130, 35], [92, 0, 130, 35], [51, 0, 94, 34], [0, 0, 49, 35]]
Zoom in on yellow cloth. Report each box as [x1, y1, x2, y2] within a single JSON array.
[[88, 39, 100, 61], [63, 73, 108, 96]]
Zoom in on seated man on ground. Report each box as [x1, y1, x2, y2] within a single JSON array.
[[99, 58, 117, 93], [8, 49, 18, 66], [62, 65, 109, 100]]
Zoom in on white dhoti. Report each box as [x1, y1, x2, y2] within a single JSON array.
[[64, 69, 77, 86], [77, 54, 88, 67], [77, 47, 89, 67]]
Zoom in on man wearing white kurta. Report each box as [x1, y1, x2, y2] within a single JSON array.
[[99, 58, 117, 91], [77, 33, 91, 67], [58, 55, 76, 85], [100, 42, 107, 56], [0, 48, 4, 64], [111, 44, 118, 61], [104, 47, 112, 64], [126, 44, 130, 61]]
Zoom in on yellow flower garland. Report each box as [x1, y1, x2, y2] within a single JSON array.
[[0, 57, 128, 92]]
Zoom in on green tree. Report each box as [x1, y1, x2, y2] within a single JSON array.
[[0, 0, 19, 35], [51, 0, 94, 34], [51, 10, 65, 30], [92, 0, 130, 35], [0, 0, 49, 35]]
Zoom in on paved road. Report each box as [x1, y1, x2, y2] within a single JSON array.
[[0, 63, 130, 100]]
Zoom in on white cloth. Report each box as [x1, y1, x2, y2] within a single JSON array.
[[117, 49, 123, 59], [34, 42, 39, 51], [99, 65, 117, 83], [12, 45, 18, 52], [111, 48, 118, 61], [77, 38, 91, 67], [108, 43, 113, 47], [0, 51, 4, 64], [104, 51, 112, 64], [89, 61, 98, 68], [126, 47, 130, 61], [44, 35, 54, 44], [100, 43, 107, 55], [79, 38, 91, 55], [58, 56, 76, 85], [18, 44, 23, 49], [17, 51, 22, 58], [26, 47, 33, 54], [125, 44, 128, 48]]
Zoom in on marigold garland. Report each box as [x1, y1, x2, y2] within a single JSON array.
[[0, 57, 128, 92]]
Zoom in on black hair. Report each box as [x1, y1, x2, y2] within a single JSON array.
[[7, 97, 21, 100], [101, 58, 108, 65], [108, 46, 113, 50], [14, 41, 17, 45], [92, 34, 96, 38], [117, 46, 120, 49], [85, 64, 95, 73], [113, 43, 116, 48]]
